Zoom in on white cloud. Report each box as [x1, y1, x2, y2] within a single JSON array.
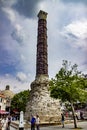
[[1, 0, 17, 7], [0, 75, 30, 93], [15, 24, 22, 31], [64, 20, 87, 39], [16, 72, 27, 82], [2, 6, 29, 45], [11, 25, 26, 44], [20, 54, 26, 62], [61, 19, 87, 50], [2, 7, 16, 23]]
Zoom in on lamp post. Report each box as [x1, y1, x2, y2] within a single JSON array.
[[19, 111, 24, 130]]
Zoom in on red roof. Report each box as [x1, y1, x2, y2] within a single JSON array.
[[0, 94, 6, 98]]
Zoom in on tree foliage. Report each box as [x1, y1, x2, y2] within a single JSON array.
[[49, 60, 87, 128], [11, 90, 30, 113]]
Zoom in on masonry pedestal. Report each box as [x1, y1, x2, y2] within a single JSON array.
[[25, 75, 61, 123]]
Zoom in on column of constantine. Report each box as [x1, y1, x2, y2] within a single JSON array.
[[25, 10, 61, 123]]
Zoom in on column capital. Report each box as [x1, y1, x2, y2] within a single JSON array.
[[37, 10, 48, 20]]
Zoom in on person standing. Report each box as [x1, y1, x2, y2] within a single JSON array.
[[30, 115, 36, 130], [80, 111, 84, 120], [36, 115, 40, 130], [1, 117, 5, 130], [61, 113, 65, 128], [6, 114, 12, 130]]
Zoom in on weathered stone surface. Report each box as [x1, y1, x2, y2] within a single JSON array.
[[25, 10, 61, 123], [36, 11, 48, 77], [25, 75, 61, 123]]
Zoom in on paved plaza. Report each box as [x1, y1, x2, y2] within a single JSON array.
[[28, 121, 87, 130]]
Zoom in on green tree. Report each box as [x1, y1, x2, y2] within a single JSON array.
[[11, 90, 30, 113], [49, 60, 87, 128]]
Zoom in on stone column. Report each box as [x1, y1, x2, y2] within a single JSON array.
[[25, 10, 61, 124], [36, 10, 48, 77]]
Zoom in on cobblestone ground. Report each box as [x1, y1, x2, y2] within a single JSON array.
[[28, 121, 87, 130]]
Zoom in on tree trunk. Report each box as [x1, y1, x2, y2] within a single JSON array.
[[71, 102, 77, 128]]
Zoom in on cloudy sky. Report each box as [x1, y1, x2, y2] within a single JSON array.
[[0, 0, 87, 93]]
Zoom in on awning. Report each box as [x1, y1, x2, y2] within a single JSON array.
[[0, 110, 9, 114], [13, 110, 19, 114]]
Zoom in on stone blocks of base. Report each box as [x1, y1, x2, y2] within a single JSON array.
[[25, 75, 61, 123]]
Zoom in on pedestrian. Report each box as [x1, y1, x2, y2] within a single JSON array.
[[61, 113, 65, 128], [30, 115, 36, 130], [6, 114, 12, 130], [1, 117, 5, 128], [0, 119, 2, 130], [36, 115, 40, 130], [80, 111, 84, 120]]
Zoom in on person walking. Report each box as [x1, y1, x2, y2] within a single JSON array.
[[36, 115, 40, 130], [30, 115, 36, 130], [61, 113, 65, 128]]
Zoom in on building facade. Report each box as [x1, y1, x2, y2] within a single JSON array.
[[0, 93, 6, 111]]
